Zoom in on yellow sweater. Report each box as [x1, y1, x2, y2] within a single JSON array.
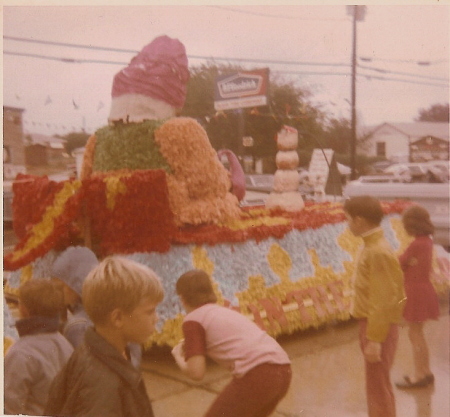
[[351, 228, 406, 342]]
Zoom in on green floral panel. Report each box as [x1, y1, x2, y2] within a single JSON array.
[[93, 120, 172, 173]]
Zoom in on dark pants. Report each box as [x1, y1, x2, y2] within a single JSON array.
[[359, 320, 399, 417], [204, 363, 292, 417]]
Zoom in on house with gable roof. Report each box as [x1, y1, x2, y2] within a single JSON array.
[[358, 122, 449, 163]]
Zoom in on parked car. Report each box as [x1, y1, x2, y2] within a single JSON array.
[[423, 161, 450, 183], [242, 174, 273, 207], [245, 174, 274, 193], [352, 175, 402, 184], [369, 160, 394, 173], [240, 190, 270, 207], [383, 162, 448, 183], [383, 164, 415, 182]]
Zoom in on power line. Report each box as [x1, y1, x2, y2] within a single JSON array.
[[191, 55, 349, 67], [358, 64, 449, 82], [3, 50, 127, 66], [208, 5, 350, 21], [5, 35, 448, 78], [357, 74, 449, 88], [4, 35, 136, 54], [5, 49, 448, 89], [278, 69, 448, 88], [3, 36, 350, 68], [4, 36, 448, 89], [360, 56, 448, 65]]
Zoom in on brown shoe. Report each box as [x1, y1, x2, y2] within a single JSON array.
[[395, 376, 431, 389]]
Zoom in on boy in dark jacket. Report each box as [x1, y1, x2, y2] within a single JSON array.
[[45, 256, 164, 417], [4, 279, 73, 416]]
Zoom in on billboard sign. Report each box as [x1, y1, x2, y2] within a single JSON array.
[[214, 68, 269, 111]]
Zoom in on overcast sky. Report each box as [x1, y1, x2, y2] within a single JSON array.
[[2, 3, 449, 136]]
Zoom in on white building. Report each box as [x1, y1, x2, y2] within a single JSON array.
[[358, 122, 449, 163]]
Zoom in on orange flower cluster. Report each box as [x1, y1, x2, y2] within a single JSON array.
[[154, 118, 241, 226]]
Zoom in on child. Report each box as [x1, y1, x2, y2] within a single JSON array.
[[4, 279, 73, 416], [344, 196, 405, 417], [395, 204, 440, 389], [171, 269, 292, 417], [52, 245, 142, 367], [51, 246, 99, 348], [45, 256, 164, 417]]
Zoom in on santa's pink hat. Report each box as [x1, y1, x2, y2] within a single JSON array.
[[111, 35, 189, 109]]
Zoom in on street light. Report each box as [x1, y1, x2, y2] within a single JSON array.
[[346, 5, 366, 180]]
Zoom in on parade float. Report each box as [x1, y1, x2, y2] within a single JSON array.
[[4, 36, 449, 349]]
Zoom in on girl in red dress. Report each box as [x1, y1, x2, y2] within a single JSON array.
[[396, 205, 440, 389]]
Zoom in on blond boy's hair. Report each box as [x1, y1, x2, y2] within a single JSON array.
[[19, 279, 65, 318], [82, 256, 164, 325]]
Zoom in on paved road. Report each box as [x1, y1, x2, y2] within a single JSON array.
[[141, 302, 449, 417]]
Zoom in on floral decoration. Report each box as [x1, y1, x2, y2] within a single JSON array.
[[4, 177, 412, 272], [83, 169, 176, 256], [80, 135, 96, 180], [5, 204, 448, 349], [173, 200, 412, 246], [154, 118, 241, 226], [93, 120, 171, 172], [4, 177, 83, 271]]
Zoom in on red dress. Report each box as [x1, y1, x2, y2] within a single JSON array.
[[399, 236, 440, 322]]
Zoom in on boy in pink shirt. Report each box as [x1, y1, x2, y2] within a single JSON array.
[[172, 269, 292, 417]]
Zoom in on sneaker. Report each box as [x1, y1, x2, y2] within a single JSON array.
[[395, 375, 431, 389]]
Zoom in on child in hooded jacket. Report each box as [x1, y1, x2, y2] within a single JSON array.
[[52, 245, 142, 367]]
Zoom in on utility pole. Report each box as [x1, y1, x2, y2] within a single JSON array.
[[347, 5, 366, 180]]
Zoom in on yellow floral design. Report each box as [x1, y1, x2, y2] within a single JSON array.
[[222, 214, 290, 231], [20, 264, 33, 286], [104, 174, 130, 210], [267, 243, 292, 283], [235, 244, 354, 338], [11, 181, 82, 262], [192, 245, 224, 305]]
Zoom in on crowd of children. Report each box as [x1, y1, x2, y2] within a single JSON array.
[[3, 197, 443, 417]]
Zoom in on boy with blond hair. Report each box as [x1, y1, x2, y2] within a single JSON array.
[[45, 256, 164, 417], [4, 279, 73, 416], [344, 196, 405, 417]]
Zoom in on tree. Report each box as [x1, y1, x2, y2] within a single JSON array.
[[415, 103, 449, 122], [181, 63, 329, 172], [322, 117, 351, 154], [61, 132, 91, 156]]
